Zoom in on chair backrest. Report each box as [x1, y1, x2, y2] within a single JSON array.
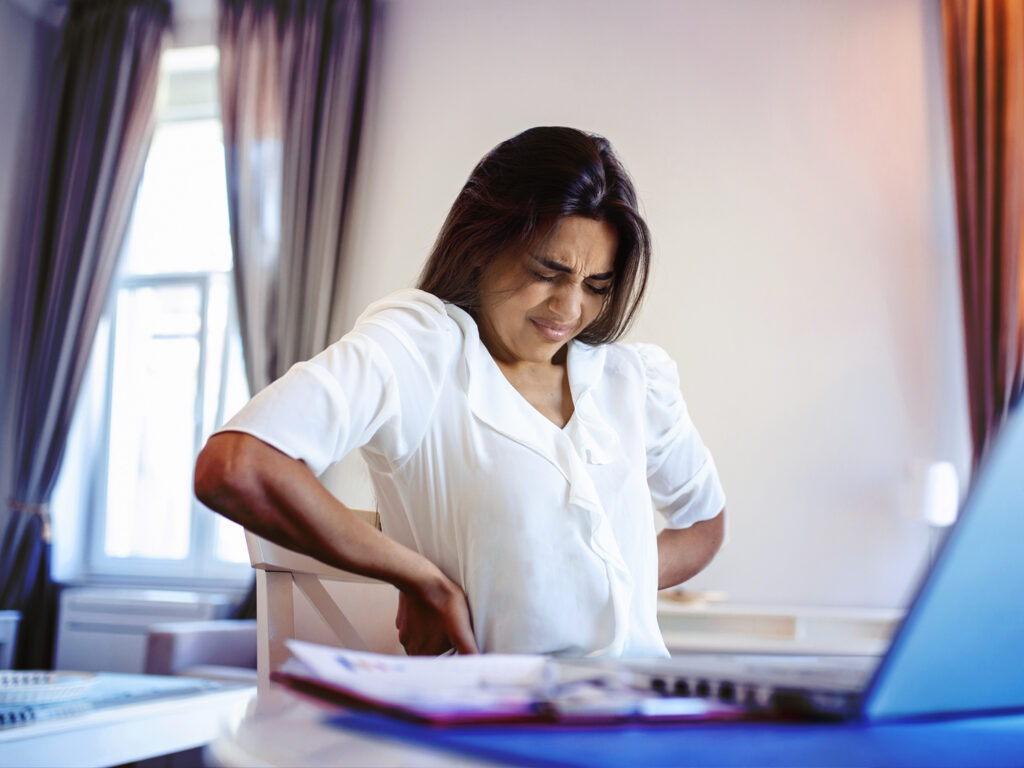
[[246, 509, 400, 689]]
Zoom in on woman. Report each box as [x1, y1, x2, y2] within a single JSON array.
[[194, 126, 725, 658]]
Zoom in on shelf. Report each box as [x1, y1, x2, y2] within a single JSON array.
[[657, 599, 903, 656]]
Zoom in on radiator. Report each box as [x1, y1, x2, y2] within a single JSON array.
[[55, 587, 233, 673]]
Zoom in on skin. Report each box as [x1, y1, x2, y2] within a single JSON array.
[[476, 216, 618, 427], [194, 215, 723, 657], [656, 517, 725, 590]]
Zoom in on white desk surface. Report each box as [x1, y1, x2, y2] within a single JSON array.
[[207, 686, 498, 768], [0, 674, 254, 768]]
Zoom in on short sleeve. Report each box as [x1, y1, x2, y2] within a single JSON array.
[[638, 343, 726, 529], [217, 289, 458, 476]]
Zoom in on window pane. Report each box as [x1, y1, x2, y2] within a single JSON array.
[[121, 118, 232, 275], [215, 515, 250, 564], [79, 46, 252, 580], [104, 285, 202, 560], [202, 273, 230, 435]]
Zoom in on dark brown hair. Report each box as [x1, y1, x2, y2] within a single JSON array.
[[417, 126, 651, 345]]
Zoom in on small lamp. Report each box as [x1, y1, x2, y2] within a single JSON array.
[[909, 460, 960, 528], [904, 459, 960, 567]]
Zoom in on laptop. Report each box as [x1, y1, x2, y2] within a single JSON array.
[[610, 398, 1024, 721]]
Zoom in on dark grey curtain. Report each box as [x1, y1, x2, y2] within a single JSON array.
[[219, 0, 373, 395], [218, 0, 373, 620], [0, 0, 170, 669]]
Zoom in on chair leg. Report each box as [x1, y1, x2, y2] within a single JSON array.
[[256, 569, 294, 691]]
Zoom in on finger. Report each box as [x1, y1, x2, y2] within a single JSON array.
[[448, 613, 479, 655], [395, 594, 407, 631], [451, 631, 478, 654], [435, 638, 454, 656]]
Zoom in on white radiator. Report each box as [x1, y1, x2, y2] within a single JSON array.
[[55, 587, 233, 673]]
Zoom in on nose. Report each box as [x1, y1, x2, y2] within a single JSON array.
[[547, 279, 584, 322]]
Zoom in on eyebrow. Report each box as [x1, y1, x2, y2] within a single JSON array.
[[531, 255, 614, 281]]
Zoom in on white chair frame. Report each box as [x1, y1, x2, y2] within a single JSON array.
[[245, 509, 385, 690]]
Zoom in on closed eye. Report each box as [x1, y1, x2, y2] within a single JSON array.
[[530, 270, 558, 283], [532, 270, 611, 295]]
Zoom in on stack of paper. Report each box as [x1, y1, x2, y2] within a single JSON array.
[[277, 640, 744, 724]]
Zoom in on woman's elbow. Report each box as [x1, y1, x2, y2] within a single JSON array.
[[707, 508, 726, 556], [194, 432, 257, 518]]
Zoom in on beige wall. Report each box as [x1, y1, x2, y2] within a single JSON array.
[[330, 0, 970, 609]]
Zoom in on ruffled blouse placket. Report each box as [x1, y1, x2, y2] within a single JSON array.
[[452, 309, 635, 657]]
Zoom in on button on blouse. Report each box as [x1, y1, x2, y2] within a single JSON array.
[[219, 289, 725, 657]]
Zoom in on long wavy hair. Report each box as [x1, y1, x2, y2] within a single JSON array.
[[416, 126, 651, 345]]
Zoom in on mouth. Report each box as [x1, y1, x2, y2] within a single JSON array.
[[530, 317, 576, 343]]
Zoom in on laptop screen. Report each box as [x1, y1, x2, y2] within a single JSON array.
[[864, 400, 1024, 719]]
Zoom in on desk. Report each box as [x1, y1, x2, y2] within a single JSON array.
[[207, 688, 492, 767], [0, 673, 254, 768], [209, 686, 1024, 768]]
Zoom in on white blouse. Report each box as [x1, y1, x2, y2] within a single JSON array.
[[219, 289, 725, 658]]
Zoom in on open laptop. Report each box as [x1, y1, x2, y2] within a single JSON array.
[[613, 398, 1024, 721]]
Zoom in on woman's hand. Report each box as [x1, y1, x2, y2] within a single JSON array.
[[396, 575, 478, 655], [195, 432, 479, 654]]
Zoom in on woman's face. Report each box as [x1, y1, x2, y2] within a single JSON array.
[[477, 216, 617, 368]]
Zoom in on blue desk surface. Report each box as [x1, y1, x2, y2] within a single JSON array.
[[330, 710, 1024, 768]]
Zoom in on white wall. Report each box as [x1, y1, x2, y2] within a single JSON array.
[[331, 0, 970, 609]]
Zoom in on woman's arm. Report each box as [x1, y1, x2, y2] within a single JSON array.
[[656, 509, 725, 590], [194, 431, 478, 653]]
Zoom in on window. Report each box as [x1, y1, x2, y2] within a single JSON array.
[[54, 46, 251, 584]]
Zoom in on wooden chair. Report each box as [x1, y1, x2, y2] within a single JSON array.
[[245, 509, 401, 690]]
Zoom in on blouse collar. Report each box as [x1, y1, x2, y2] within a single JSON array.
[[444, 303, 619, 467]]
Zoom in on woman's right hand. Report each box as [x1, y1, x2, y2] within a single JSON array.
[[195, 433, 479, 654], [396, 574, 478, 655]]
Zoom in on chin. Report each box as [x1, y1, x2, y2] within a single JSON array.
[[531, 342, 568, 364]]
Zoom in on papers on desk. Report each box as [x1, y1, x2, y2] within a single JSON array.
[[276, 640, 746, 725], [0, 673, 231, 730]]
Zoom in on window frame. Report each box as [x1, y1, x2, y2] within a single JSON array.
[[83, 270, 251, 585], [67, 45, 253, 588]]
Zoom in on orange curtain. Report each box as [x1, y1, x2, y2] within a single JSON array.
[[943, 0, 1024, 470]]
